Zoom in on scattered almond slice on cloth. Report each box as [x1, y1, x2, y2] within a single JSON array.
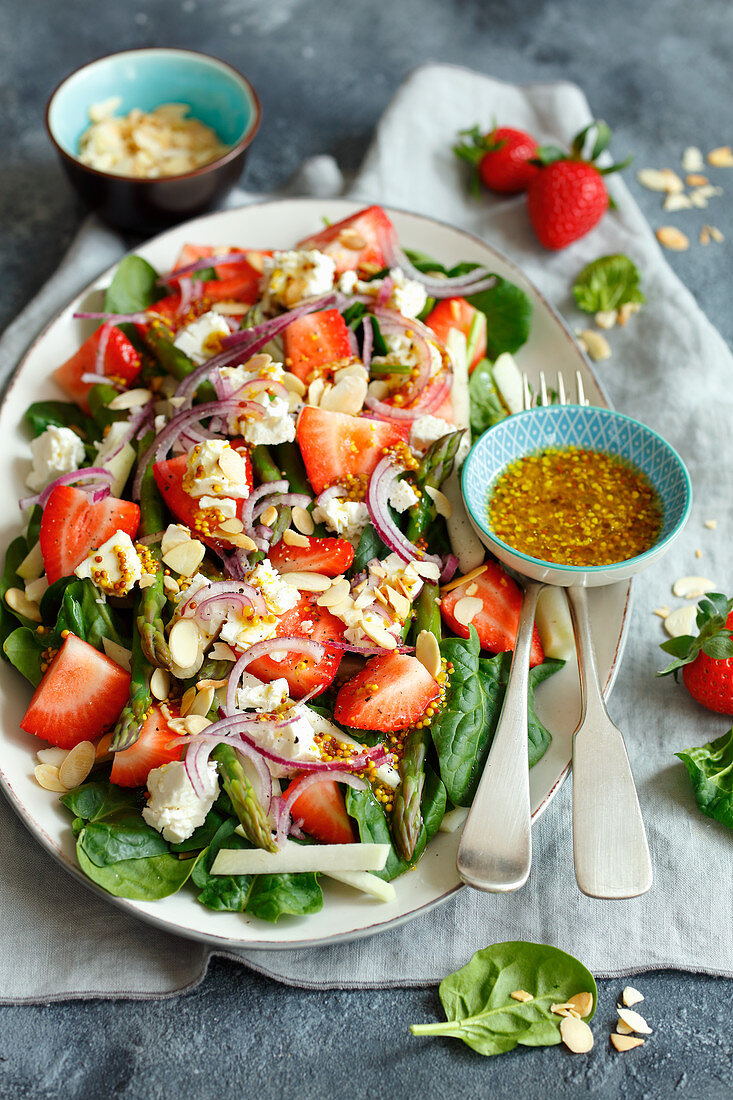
[[617, 1007, 653, 1035], [622, 986, 645, 1007], [611, 1034, 645, 1052], [682, 146, 704, 172], [707, 145, 733, 167], [653, 605, 671, 619], [663, 193, 692, 212], [579, 329, 611, 361], [638, 167, 685, 193], [672, 576, 716, 599], [663, 605, 697, 638], [560, 1016, 594, 1054], [656, 226, 690, 251]]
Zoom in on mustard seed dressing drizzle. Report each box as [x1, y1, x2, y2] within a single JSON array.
[[488, 445, 663, 567]]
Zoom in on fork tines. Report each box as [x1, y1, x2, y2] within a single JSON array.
[[522, 369, 589, 410]]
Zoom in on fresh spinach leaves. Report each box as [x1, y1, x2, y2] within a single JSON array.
[[676, 728, 733, 829], [466, 277, 532, 360], [468, 360, 507, 439], [410, 941, 596, 1055], [103, 255, 164, 315], [573, 254, 645, 314], [24, 400, 97, 441]]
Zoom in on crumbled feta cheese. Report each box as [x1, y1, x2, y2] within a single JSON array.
[[219, 559, 299, 649], [219, 359, 286, 394], [183, 440, 251, 499], [236, 672, 290, 713], [26, 426, 85, 492], [74, 530, 143, 596], [311, 499, 370, 544], [173, 311, 231, 365], [198, 494, 237, 518], [262, 249, 336, 310], [142, 760, 219, 844], [338, 267, 427, 319], [410, 414, 455, 453], [238, 394, 296, 447], [389, 479, 419, 513], [246, 707, 322, 778]]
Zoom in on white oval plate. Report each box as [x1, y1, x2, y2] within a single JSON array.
[[0, 199, 631, 950]]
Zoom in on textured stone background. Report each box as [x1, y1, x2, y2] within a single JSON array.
[[1, 0, 731, 1096]]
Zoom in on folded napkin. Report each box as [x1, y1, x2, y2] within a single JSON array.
[[2, 66, 732, 1002]]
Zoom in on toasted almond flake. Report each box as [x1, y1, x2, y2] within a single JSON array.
[[441, 562, 489, 594], [108, 388, 152, 410], [321, 373, 369, 416], [560, 1015, 594, 1053], [617, 1008, 652, 1034], [617, 301, 641, 326], [260, 505, 278, 528], [663, 192, 693, 212], [162, 539, 205, 577], [362, 619, 398, 651], [354, 590, 374, 610], [163, 576, 180, 596], [412, 559, 441, 581], [416, 630, 441, 679], [5, 587, 41, 622], [281, 371, 306, 396], [218, 446, 247, 482], [37, 747, 69, 767], [291, 506, 315, 536], [707, 145, 733, 167], [594, 309, 618, 330], [182, 714, 212, 735], [180, 685, 197, 717], [385, 584, 410, 619], [686, 173, 709, 186], [704, 518, 718, 529], [197, 677, 228, 691], [139, 573, 156, 589], [338, 227, 367, 250], [611, 1034, 645, 1052], [672, 575, 715, 598], [150, 667, 170, 701], [622, 986, 645, 1007], [709, 224, 724, 242], [637, 167, 684, 193], [227, 533, 258, 552], [616, 1019, 635, 1035], [211, 301, 249, 316], [663, 604, 697, 638], [509, 990, 533, 1003], [551, 1002, 576, 1015], [454, 595, 484, 627], [465, 582, 478, 596], [190, 685, 214, 717], [245, 250, 265, 273], [218, 517, 244, 534], [211, 641, 237, 662], [317, 579, 351, 608], [568, 992, 594, 1018], [169, 618, 200, 669], [695, 548, 703, 559], [59, 741, 96, 789], [161, 524, 192, 555], [102, 637, 133, 671], [700, 225, 711, 245], [689, 184, 723, 207], [34, 764, 67, 792], [656, 226, 690, 251], [653, 605, 671, 618], [425, 485, 452, 518], [95, 732, 113, 761], [373, 586, 390, 610], [280, 571, 332, 592], [283, 529, 310, 548], [682, 146, 704, 172], [580, 329, 612, 362]]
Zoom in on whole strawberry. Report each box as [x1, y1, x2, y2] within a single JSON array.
[[454, 125, 539, 195], [526, 121, 630, 250], [658, 593, 733, 714]]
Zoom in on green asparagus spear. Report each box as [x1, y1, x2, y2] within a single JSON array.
[[213, 743, 277, 852], [405, 429, 465, 544], [274, 441, 311, 496], [412, 582, 442, 643], [137, 433, 172, 670], [391, 728, 429, 860], [143, 327, 217, 403], [109, 621, 154, 751]]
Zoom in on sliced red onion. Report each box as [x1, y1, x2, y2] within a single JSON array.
[[184, 740, 215, 800], [225, 637, 326, 716], [378, 226, 498, 296], [320, 639, 415, 656], [236, 728, 391, 775], [94, 321, 113, 375], [20, 467, 115, 511], [159, 251, 255, 284], [273, 770, 368, 846], [364, 371, 452, 423], [180, 578, 265, 617], [366, 457, 441, 566], [440, 553, 459, 583], [231, 377, 290, 402], [314, 484, 348, 509], [73, 310, 149, 324], [184, 734, 272, 811], [376, 276, 395, 307], [240, 479, 289, 545], [361, 316, 373, 370], [80, 372, 124, 390], [177, 276, 196, 316], [89, 485, 112, 504], [221, 548, 252, 581], [252, 492, 310, 519]]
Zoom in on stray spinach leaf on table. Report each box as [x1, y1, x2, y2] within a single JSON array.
[[573, 254, 645, 314], [410, 941, 596, 1056], [676, 728, 733, 829]]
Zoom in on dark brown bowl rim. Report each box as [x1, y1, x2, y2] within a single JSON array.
[[44, 46, 262, 185]]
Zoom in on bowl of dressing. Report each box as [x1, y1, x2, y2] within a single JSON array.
[[462, 404, 692, 587]]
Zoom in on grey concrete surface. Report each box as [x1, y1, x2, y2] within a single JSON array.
[[1, 0, 732, 1096]]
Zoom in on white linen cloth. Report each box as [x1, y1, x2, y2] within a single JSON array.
[[1, 66, 732, 1001]]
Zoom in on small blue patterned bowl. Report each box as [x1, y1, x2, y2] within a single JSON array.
[[462, 405, 692, 587]]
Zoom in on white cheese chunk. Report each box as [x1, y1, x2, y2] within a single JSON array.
[[26, 426, 85, 492], [142, 760, 219, 844], [262, 249, 336, 309], [184, 439, 251, 500], [74, 530, 143, 595], [311, 499, 370, 544], [172, 311, 230, 365]]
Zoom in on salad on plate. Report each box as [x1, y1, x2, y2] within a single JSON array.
[[0, 204, 566, 923]]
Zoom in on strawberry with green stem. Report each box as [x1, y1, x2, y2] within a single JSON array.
[[658, 592, 733, 714], [454, 125, 540, 196]]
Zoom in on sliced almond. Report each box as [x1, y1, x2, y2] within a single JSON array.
[[425, 485, 452, 518], [5, 587, 41, 622], [260, 505, 278, 528], [34, 764, 67, 792], [169, 618, 200, 669], [704, 518, 718, 529], [180, 685, 197, 717], [617, 1008, 652, 1035], [663, 192, 692, 212], [281, 371, 306, 396], [283, 529, 310, 548], [139, 574, 156, 590], [453, 595, 483, 627], [637, 167, 684, 193], [162, 539, 205, 577], [211, 301, 249, 316], [707, 145, 733, 167], [362, 618, 398, 650], [317, 579, 351, 609], [415, 630, 441, 679], [611, 1034, 645, 1052], [616, 1019, 635, 1035], [567, 992, 594, 1018], [245, 250, 266, 273], [102, 637, 133, 672], [682, 146, 704, 173], [686, 173, 709, 186], [59, 741, 96, 789], [509, 990, 533, 1003], [465, 582, 478, 597], [150, 667, 171, 701], [385, 584, 410, 620], [196, 677, 228, 691], [700, 225, 712, 246], [36, 747, 69, 767], [622, 986, 645, 1007], [412, 559, 441, 581], [190, 685, 215, 717], [339, 227, 367, 250], [663, 605, 697, 638], [551, 1002, 576, 1015], [320, 374, 368, 416], [163, 576, 180, 596], [695, 548, 703, 559], [218, 517, 244, 534], [441, 563, 489, 594], [656, 226, 690, 251], [182, 714, 212, 735], [291, 506, 315, 536], [108, 388, 152, 410], [652, 605, 671, 618], [560, 1015, 594, 1053], [580, 329, 612, 362], [279, 571, 331, 592], [617, 301, 641, 326], [211, 641, 237, 661], [227, 533, 258, 552], [709, 225, 724, 242], [672, 576, 715, 599], [354, 590, 374, 610], [161, 524, 192, 555], [307, 376, 327, 407], [594, 309, 618, 330]]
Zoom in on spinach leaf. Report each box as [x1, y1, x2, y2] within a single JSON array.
[[410, 941, 596, 1055], [468, 360, 507, 439], [76, 844, 200, 901], [676, 728, 733, 829], [351, 523, 390, 576], [24, 400, 97, 441], [104, 255, 163, 314], [40, 577, 127, 651], [80, 816, 170, 866], [60, 781, 143, 822], [3, 627, 49, 686], [431, 628, 561, 805], [0, 537, 38, 654], [573, 254, 645, 314], [466, 278, 532, 360]]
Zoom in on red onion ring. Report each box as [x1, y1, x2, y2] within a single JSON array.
[[180, 578, 266, 618], [274, 770, 368, 845], [366, 457, 441, 566], [439, 553, 460, 584], [376, 276, 395, 307], [159, 251, 256, 284], [314, 485, 348, 510], [252, 493, 310, 519], [377, 226, 498, 296], [320, 638, 415, 656], [20, 467, 115, 511], [226, 638, 326, 716], [177, 277, 196, 316], [240, 479, 288, 546], [364, 371, 452, 423], [136, 531, 164, 546], [361, 316, 373, 370], [80, 372, 124, 390]]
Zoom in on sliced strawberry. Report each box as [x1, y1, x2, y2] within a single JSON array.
[[440, 561, 544, 666], [296, 406, 409, 495], [152, 441, 253, 550], [286, 775, 356, 844], [172, 244, 266, 303], [335, 652, 440, 732], [53, 326, 142, 412], [246, 594, 344, 699], [20, 634, 130, 749], [425, 297, 488, 373], [39, 485, 140, 585], [110, 704, 183, 788], [268, 535, 354, 577], [282, 309, 354, 383], [296, 206, 395, 275]]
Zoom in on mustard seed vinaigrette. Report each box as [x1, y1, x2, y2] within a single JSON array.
[[487, 445, 663, 568]]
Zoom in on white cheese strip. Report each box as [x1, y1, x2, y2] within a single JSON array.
[[438, 806, 470, 833], [215, 839, 391, 876], [442, 470, 485, 573], [304, 707, 400, 789], [535, 586, 576, 661], [324, 870, 396, 902]]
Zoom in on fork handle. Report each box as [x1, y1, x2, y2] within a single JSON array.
[[456, 581, 544, 892]]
